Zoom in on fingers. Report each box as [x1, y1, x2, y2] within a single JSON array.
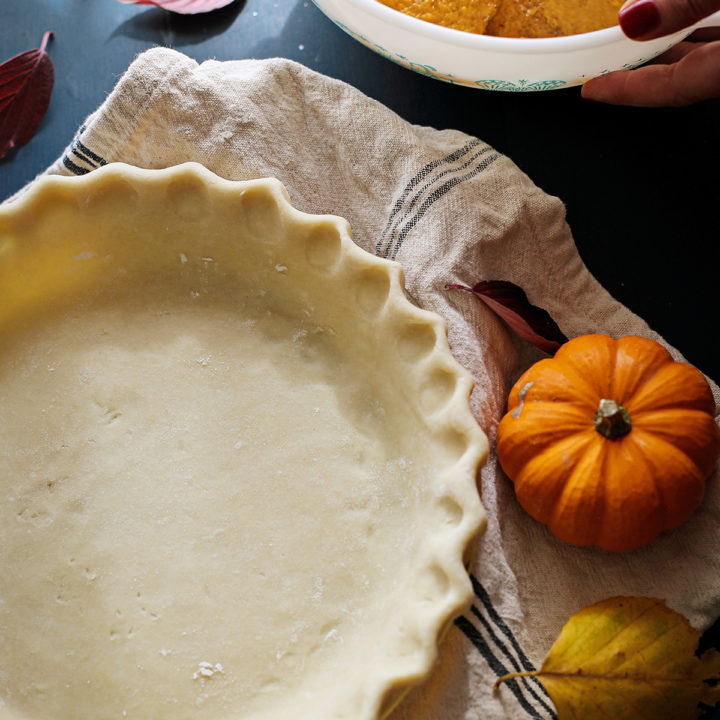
[[581, 65, 682, 106], [687, 25, 720, 40], [586, 0, 720, 106], [581, 39, 720, 105], [646, 40, 700, 63], [618, 0, 720, 39]]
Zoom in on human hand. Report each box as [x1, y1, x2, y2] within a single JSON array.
[[581, 0, 720, 106]]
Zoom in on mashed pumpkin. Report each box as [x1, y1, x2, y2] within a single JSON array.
[[378, 0, 624, 37]]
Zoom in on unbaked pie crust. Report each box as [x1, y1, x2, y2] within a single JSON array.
[[0, 163, 487, 720]]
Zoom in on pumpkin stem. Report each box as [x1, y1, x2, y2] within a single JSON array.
[[594, 399, 632, 439]]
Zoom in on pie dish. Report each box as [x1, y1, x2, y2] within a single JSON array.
[[0, 163, 488, 720]]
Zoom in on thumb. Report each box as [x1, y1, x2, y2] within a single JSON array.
[[618, 0, 720, 39]]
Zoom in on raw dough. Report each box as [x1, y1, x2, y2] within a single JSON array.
[[0, 164, 487, 720]]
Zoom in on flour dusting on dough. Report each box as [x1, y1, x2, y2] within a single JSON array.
[[193, 662, 224, 680]]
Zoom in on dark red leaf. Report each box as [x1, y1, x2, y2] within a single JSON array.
[[447, 280, 568, 354], [114, 0, 236, 13], [0, 31, 54, 159]]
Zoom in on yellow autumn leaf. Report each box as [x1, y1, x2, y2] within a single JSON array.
[[495, 596, 720, 720]]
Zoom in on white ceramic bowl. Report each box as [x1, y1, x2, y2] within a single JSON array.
[[313, 0, 720, 90]]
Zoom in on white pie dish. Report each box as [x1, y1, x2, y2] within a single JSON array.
[[0, 163, 488, 720], [312, 0, 720, 90]]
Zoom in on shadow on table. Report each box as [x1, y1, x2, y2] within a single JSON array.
[[109, 0, 245, 47]]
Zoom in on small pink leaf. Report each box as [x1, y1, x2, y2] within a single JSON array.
[[0, 31, 54, 159], [447, 280, 568, 354], [114, 0, 236, 13]]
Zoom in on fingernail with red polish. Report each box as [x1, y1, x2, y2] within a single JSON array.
[[619, 0, 661, 38]]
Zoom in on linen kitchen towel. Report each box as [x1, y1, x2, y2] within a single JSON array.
[[13, 47, 720, 719]]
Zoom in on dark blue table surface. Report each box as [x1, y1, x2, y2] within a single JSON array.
[[1, 0, 719, 709]]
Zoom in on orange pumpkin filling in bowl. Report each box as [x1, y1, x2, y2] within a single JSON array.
[[377, 0, 624, 37]]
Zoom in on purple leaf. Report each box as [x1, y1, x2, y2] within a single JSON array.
[[0, 32, 54, 159], [447, 280, 568, 354]]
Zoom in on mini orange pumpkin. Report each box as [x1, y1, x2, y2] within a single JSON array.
[[496, 334, 720, 552]]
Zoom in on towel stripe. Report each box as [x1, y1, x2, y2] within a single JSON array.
[[454, 575, 557, 718], [378, 146, 500, 261], [388, 151, 500, 260], [469, 606, 557, 717], [376, 138, 484, 257], [74, 138, 106, 166], [62, 154, 92, 175], [455, 616, 553, 720], [471, 575, 551, 684], [379, 142, 495, 258], [61, 126, 107, 176]]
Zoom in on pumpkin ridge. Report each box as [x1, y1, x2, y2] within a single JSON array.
[[624, 362, 717, 416], [514, 400, 594, 432], [553, 362, 604, 411], [555, 334, 615, 400], [632, 428, 707, 485], [497, 402, 595, 478], [631, 408, 720, 477], [597, 437, 664, 550], [592, 437, 616, 550], [629, 429, 707, 531], [612, 335, 674, 405], [592, 437, 611, 549], [513, 431, 596, 524], [548, 439, 607, 547], [508, 360, 598, 411]]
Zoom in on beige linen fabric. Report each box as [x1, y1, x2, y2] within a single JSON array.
[[23, 47, 720, 719]]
